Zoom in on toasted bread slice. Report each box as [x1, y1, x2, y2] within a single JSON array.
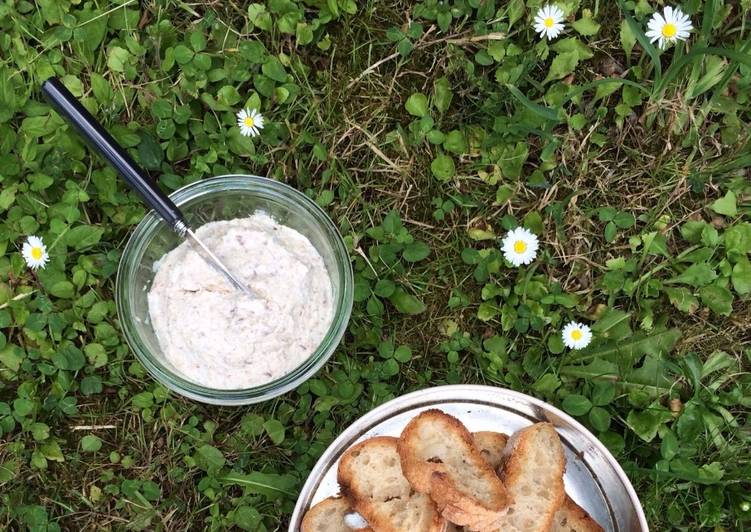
[[398, 410, 512, 530], [473, 431, 509, 471], [338, 436, 447, 532], [552, 496, 605, 532], [473, 430, 605, 532], [301, 496, 372, 532], [480, 422, 565, 532]]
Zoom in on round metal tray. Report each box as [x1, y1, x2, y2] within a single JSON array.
[[290, 385, 648, 532]]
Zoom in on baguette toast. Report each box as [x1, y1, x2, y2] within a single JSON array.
[[473, 429, 604, 532], [479, 423, 566, 532], [338, 436, 447, 532], [398, 410, 512, 530], [473, 431, 509, 471], [552, 496, 605, 532], [301, 496, 373, 532]]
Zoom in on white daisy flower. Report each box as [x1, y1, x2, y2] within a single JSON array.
[[501, 227, 539, 267], [236, 108, 265, 137], [562, 322, 592, 350], [22, 235, 49, 270], [534, 4, 566, 40], [645, 6, 693, 49]]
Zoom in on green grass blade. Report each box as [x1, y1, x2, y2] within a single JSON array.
[[617, 0, 662, 81], [562, 77, 651, 106], [505, 84, 562, 123], [656, 45, 751, 97]]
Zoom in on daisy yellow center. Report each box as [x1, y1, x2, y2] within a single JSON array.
[[514, 240, 527, 254], [31, 247, 43, 260], [243, 116, 255, 128], [571, 329, 583, 341], [662, 23, 677, 38], [544, 17, 555, 28]]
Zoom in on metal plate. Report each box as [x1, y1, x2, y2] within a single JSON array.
[[290, 385, 648, 532]]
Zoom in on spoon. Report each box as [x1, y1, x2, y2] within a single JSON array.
[[41, 77, 254, 297]]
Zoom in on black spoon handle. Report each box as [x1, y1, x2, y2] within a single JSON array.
[[41, 77, 184, 231]]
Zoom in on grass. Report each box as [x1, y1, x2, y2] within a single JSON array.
[[1, 0, 750, 530]]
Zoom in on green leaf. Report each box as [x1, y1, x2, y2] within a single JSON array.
[[591, 382, 616, 406], [248, 4, 273, 31], [613, 211, 636, 228], [173, 44, 195, 65], [731, 257, 751, 295], [405, 93, 429, 117], [81, 435, 102, 452], [589, 407, 611, 432], [551, 38, 594, 60], [567, 328, 681, 366], [65, 225, 104, 250], [591, 309, 632, 341], [725, 223, 751, 254], [681, 221, 707, 243], [30, 423, 50, 441], [393, 345, 412, 363], [430, 154, 455, 181], [52, 345, 85, 371], [617, 0, 661, 79], [604, 221, 617, 242], [500, 142, 528, 179], [373, 279, 395, 297], [561, 394, 592, 416], [709, 191, 737, 216], [505, 85, 561, 122], [262, 58, 288, 82], [106, 46, 131, 73], [477, 302, 498, 321], [389, 288, 426, 315], [544, 51, 580, 83], [433, 77, 453, 112], [443, 130, 466, 155], [664, 287, 700, 314], [263, 419, 285, 444], [402, 241, 431, 262], [138, 135, 164, 170], [666, 263, 718, 287], [296, 22, 314, 46], [40, 440, 65, 462], [196, 444, 225, 473], [571, 16, 601, 36], [189, 31, 207, 52], [0, 460, 19, 483], [523, 211, 544, 235], [80, 375, 103, 395], [49, 281, 75, 299], [620, 19, 636, 60], [131, 392, 154, 409], [221, 472, 297, 498], [13, 398, 35, 417], [699, 283, 733, 316], [626, 404, 673, 442]]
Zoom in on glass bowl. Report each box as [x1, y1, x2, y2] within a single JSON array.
[[115, 175, 354, 405]]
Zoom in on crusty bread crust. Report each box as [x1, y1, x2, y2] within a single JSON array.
[[338, 436, 446, 532], [490, 422, 566, 532], [473, 431, 509, 471], [397, 410, 512, 529], [301, 496, 372, 532], [552, 496, 605, 532], [473, 430, 604, 532]]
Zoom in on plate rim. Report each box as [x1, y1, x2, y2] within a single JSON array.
[[289, 384, 649, 531]]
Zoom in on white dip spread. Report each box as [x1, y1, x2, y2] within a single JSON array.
[[147, 214, 334, 389]]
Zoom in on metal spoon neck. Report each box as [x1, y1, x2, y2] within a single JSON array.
[[173, 219, 188, 237]]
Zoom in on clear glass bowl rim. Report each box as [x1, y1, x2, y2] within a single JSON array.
[[115, 175, 354, 405]]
